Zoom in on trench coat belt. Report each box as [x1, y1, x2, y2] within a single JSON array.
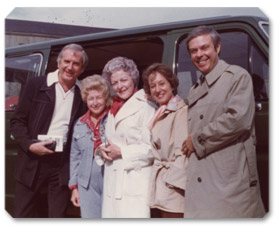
[[154, 159, 171, 169], [149, 159, 172, 206]]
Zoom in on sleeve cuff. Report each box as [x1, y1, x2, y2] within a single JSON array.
[[69, 184, 78, 190]]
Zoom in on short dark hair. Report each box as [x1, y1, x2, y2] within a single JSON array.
[[142, 63, 179, 96], [186, 25, 221, 52]]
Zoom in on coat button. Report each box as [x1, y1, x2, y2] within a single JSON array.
[[197, 177, 202, 183], [200, 114, 204, 119]]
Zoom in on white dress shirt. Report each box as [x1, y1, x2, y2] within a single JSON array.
[[46, 69, 81, 143]]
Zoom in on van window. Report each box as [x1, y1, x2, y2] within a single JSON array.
[[46, 37, 164, 89], [176, 31, 269, 101], [5, 54, 43, 111], [250, 43, 269, 101]]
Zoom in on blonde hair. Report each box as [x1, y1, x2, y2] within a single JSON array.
[[81, 74, 111, 107]]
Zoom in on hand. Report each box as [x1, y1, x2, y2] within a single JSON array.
[[100, 140, 122, 161], [182, 135, 195, 158], [29, 141, 55, 156], [70, 188, 80, 207]]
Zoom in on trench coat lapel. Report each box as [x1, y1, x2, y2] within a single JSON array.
[[187, 80, 209, 107], [114, 90, 145, 127], [187, 60, 230, 107], [205, 60, 230, 86]]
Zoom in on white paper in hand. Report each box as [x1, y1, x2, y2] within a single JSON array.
[[38, 135, 63, 152]]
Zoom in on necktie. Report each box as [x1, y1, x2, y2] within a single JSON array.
[[199, 74, 206, 84]]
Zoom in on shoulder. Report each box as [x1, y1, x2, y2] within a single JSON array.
[[25, 76, 47, 90], [219, 61, 251, 85], [226, 64, 249, 76], [73, 116, 87, 129], [20, 76, 47, 99], [28, 75, 47, 85], [133, 89, 157, 110], [175, 102, 188, 119], [221, 60, 250, 78]]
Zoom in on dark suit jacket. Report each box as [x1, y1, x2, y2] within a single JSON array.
[[10, 76, 87, 188]]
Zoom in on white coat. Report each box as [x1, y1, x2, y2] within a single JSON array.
[[99, 89, 156, 218]]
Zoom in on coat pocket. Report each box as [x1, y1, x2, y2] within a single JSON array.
[[211, 144, 240, 184], [124, 167, 151, 197], [73, 132, 88, 150]]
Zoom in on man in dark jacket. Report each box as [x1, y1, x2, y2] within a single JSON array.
[[10, 43, 88, 218]]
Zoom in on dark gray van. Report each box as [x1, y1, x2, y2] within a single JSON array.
[[5, 15, 269, 217]]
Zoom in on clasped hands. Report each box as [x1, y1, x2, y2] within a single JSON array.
[[97, 135, 193, 162], [98, 140, 122, 162]]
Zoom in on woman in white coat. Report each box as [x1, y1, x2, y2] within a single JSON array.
[[97, 57, 156, 218]]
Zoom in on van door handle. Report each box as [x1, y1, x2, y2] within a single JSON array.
[[256, 102, 262, 111]]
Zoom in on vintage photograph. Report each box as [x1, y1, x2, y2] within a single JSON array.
[[4, 6, 269, 221]]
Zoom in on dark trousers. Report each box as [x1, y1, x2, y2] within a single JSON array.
[[151, 208, 184, 218], [14, 154, 70, 218]]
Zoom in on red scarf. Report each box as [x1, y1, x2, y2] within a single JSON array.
[[110, 89, 138, 117]]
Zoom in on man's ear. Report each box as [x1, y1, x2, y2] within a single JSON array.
[[216, 41, 221, 55]]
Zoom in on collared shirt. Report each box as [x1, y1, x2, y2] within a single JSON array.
[[46, 69, 81, 143], [80, 108, 109, 154]]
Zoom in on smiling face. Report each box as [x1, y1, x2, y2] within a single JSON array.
[[110, 69, 135, 100], [188, 34, 221, 75], [86, 89, 106, 119], [148, 72, 174, 106], [57, 49, 85, 89]]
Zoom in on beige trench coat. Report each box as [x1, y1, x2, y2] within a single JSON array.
[[184, 60, 265, 218], [149, 96, 188, 213]]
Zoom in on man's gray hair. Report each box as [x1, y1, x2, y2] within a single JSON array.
[[56, 43, 88, 68]]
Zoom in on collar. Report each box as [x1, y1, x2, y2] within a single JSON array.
[[205, 59, 230, 86], [79, 108, 109, 125], [133, 89, 148, 102], [110, 88, 138, 117], [47, 69, 82, 90], [165, 95, 185, 112]]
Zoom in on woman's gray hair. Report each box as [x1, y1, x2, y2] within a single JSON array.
[[81, 74, 112, 107], [56, 43, 88, 68], [186, 25, 221, 52], [102, 56, 139, 87]]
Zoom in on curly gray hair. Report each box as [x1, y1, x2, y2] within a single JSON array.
[[102, 56, 139, 87]]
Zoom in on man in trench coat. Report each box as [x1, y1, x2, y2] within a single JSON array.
[[182, 25, 265, 218], [10, 43, 87, 217]]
